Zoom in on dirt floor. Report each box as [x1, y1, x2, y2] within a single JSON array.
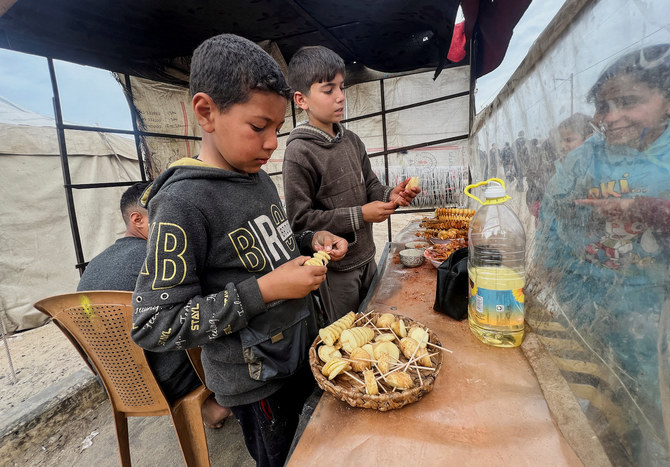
[[0, 212, 425, 426], [0, 321, 86, 414]]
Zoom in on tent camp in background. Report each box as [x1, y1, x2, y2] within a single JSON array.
[[0, 97, 140, 332]]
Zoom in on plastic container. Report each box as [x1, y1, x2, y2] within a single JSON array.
[[464, 178, 526, 348]]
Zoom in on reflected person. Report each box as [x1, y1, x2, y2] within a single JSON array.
[[536, 43, 670, 464]]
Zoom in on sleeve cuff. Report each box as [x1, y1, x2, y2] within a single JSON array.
[[236, 276, 267, 321], [351, 206, 365, 231], [383, 186, 393, 202], [296, 230, 315, 255]]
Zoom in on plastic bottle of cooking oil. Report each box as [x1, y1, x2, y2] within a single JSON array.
[[464, 178, 526, 348]]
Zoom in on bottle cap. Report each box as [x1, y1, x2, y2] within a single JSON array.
[[484, 180, 507, 200]]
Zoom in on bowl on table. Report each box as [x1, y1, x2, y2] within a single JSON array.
[[399, 248, 425, 268], [404, 241, 430, 251]]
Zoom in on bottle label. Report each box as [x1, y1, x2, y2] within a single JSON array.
[[469, 285, 525, 328]]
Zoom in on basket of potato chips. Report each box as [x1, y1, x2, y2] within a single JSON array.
[[309, 310, 444, 411]]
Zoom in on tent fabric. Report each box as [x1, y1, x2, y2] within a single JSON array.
[[0, 0, 528, 83], [0, 99, 141, 332]]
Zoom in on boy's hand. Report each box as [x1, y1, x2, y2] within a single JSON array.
[[575, 197, 670, 232], [574, 198, 635, 218], [362, 201, 397, 223], [312, 231, 348, 262], [390, 177, 421, 207], [257, 257, 326, 302]]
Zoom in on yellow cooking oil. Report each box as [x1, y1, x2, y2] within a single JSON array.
[[468, 266, 525, 348]]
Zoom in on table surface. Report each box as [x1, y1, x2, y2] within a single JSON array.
[[287, 222, 583, 466]]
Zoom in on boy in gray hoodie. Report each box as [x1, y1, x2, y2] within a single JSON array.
[[131, 34, 347, 467], [282, 46, 419, 323]]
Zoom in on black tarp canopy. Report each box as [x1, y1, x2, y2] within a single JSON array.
[[0, 0, 530, 85]]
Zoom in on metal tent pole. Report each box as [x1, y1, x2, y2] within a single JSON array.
[[47, 58, 86, 275]]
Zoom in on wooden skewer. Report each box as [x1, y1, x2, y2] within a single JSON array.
[[354, 309, 375, 325], [403, 338, 422, 371], [372, 364, 389, 393], [341, 356, 377, 364], [427, 341, 453, 353], [344, 371, 365, 386], [405, 364, 436, 372]]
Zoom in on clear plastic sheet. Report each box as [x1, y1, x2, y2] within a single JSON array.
[[470, 0, 670, 463]]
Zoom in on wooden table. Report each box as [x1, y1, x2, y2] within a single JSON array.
[[287, 222, 585, 466]]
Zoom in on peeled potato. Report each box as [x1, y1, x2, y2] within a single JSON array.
[[376, 313, 395, 328], [377, 352, 392, 374], [363, 369, 378, 395], [391, 319, 407, 337], [400, 337, 433, 368], [406, 176, 420, 190], [408, 326, 429, 348], [349, 347, 372, 372], [385, 371, 414, 390], [318, 344, 341, 363], [375, 333, 395, 343], [373, 341, 400, 361], [361, 343, 375, 360]]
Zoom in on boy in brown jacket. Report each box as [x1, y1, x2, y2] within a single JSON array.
[[282, 46, 419, 323]]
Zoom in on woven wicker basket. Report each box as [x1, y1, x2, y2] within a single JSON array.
[[309, 311, 444, 411]]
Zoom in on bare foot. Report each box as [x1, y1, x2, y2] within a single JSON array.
[[202, 394, 232, 429]]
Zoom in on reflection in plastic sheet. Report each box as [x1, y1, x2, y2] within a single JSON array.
[[471, 0, 670, 464]]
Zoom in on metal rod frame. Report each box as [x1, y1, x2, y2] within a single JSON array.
[[49, 59, 472, 271]]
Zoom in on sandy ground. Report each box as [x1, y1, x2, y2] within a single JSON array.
[[1, 321, 86, 414], [0, 212, 424, 421]]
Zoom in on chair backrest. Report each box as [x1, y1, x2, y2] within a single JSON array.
[[34, 291, 170, 415]]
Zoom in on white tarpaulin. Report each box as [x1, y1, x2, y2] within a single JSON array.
[[125, 66, 471, 209], [0, 98, 141, 332]]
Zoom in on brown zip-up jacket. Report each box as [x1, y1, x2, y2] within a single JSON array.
[[283, 122, 393, 271]]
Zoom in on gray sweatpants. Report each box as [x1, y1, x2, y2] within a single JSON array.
[[319, 261, 377, 323]]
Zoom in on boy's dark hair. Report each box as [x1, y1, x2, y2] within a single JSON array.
[[189, 34, 291, 111], [558, 113, 594, 140], [120, 181, 150, 224], [287, 46, 346, 95], [588, 43, 670, 102]]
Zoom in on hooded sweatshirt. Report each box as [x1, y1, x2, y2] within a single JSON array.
[[283, 122, 393, 271], [131, 158, 317, 407]]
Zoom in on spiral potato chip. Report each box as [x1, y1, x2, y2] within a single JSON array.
[[304, 250, 331, 266], [318, 311, 356, 346], [317, 344, 342, 363], [340, 326, 375, 353], [321, 357, 351, 380]]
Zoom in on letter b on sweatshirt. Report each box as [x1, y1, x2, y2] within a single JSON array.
[[151, 222, 187, 289]]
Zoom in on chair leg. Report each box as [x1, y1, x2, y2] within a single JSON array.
[[112, 410, 132, 467], [170, 387, 212, 467]]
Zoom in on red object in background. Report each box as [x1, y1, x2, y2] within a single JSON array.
[[461, 0, 532, 77], [448, 21, 467, 63]]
